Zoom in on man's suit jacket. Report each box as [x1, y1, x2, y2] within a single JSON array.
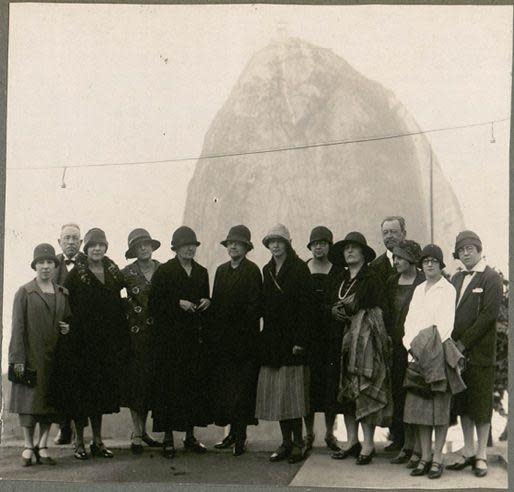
[[53, 252, 86, 286], [369, 252, 395, 285], [451, 265, 502, 366]]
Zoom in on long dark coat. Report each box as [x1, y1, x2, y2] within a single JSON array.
[[259, 253, 315, 368], [52, 257, 130, 418], [209, 257, 262, 427], [120, 259, 160, 413], [307, 261, 343, 412], [324, 264, 390, 415], [369, 252, 395, 285], [9, 279, 71, 416], [149, 257, 212, 431]]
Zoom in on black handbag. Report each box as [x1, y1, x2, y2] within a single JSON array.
[[8, 364, 37, 387]]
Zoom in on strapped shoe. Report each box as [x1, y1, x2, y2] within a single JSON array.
[[428, 461, 444, 479], [332, 442, 361, 460], [447, 454, 476, 470], [474, 458, 488, 478]]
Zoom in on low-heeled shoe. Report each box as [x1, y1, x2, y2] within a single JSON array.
[[447, 455, 476, 470], [474, 459, 488, 478], [355, 449, 375, 465], [288, 444, 306, 464], [428, 462, 444, 479], [184, 438, 207, 454], [214, 435, 235, 449], [325, 435, 341, 452], [331, 442, 362, 460], [269, 444, 292, 462], [233, 440, 247, 456], [410, 460, 431, 476], [90, 442, 114, 458], [142, 434, 162, 448], [390, 449, 413, 464]]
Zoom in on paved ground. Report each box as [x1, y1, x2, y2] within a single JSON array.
[[0, 440, 507, 489]]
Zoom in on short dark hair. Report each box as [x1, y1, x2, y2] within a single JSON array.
[[381, 216, 406, 233]]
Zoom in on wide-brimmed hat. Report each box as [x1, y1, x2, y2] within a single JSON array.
[[31, 243, 60, 270], [171, 226, 200, 251], [328, 231, 376, 267], [125, 228, 161, 259], [83, 228, 108, 253], [262, 224, 291, 249], [453, 230, 482, 259], [419, 244, 446, 269], [220, 225, 254, 251], [393, 239, 422, 265], [307, 226, 333, 250]]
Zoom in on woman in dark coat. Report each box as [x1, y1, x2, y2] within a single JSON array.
[[303, 226, 342, 452], [255, 224, 315, 464], [385, 240, 424, 465], [60, 228, 130, 460], [121, 228, 162, 454], [149, 226, 212, 459], [328, 232, 391, 465], [9, 244, 71, 466], [210, 225, 262, 456]]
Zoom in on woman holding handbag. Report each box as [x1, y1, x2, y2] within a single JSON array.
[[8, 244, 71, 467], [255, 224, 315, 464]]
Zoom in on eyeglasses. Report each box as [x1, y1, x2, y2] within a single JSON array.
[[422, 258, 440, 265], [457, 246, 477, 255]]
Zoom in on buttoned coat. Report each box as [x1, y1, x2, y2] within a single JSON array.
[[209, 257, 262, 426], [8, 279, 71, 415], [451, 266, 502, 366]]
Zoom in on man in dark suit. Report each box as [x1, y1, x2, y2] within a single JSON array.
[[369, 216, 406, 285], [369, 216, 406, 451], [449, 230, 502, 478], [53, 223, 84, 445]]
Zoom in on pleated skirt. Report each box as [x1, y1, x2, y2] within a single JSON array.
[[255, 365, 310, 421]]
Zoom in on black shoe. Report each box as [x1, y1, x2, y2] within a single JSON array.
[[73, 444, 88, 460], [269, 444, 292, 462], [162, 442, 176, 459], [390, 448, 413, 464], [34, 446, 56, 465], [332, 442, 361, 460], [474, 458, 488, 478], [54, 428, 73, 445], [355, 449, 375, 465], [447, 454, 476, 470], [288, 443, 306, 464], [214, 434, 236, 449], [428, 462, 444, 479], [325, 435, 341, 452], [410, 460, 431, 476], [90, 442, 114, 458], [233, 439, 247, 456], [142, 434, 162, 448], [384, 441, 403, 452], [184, 438, 207, 454]]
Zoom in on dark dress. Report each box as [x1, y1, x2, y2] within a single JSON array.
[[149, 257, 212, 432], [324, 264, 390, 416], [209, 257, 262, 427], [121, 260, 160, 414], [307, 261, 342, 413], [54, 257, 130, 420], [385, 271, 425, 441]]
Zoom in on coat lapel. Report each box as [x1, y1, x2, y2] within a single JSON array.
[[222, 258, 246, 294], [457, 271, 482, 309], [28, 279, 52, 310], [54, 282, 66, 323]]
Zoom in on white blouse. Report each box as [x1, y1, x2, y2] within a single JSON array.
[[403, 276, 457, 350]]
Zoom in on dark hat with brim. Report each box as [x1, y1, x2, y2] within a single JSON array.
[[393, 239, 422, 265], [453, 230, 482, 259], [31, 243, 60, 270], [125, 228, 161, 259], [419, 244, 446, 269], [307, 226, 333, 250], [83, 228, 108, 253], [328, 231, 376, 267], [220, 224, 254, 251], [171, 226, 200, 251]]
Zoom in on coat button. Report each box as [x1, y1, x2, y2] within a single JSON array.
[[131, 325, 140, 334]]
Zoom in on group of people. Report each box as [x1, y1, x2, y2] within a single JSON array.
[[7, 216, 502, 482]]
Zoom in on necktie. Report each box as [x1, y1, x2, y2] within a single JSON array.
[[462, 270, 474, 276], [65, 259, 75, 266]]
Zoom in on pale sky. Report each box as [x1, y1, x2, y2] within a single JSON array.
[[2, 4, 512, 370]]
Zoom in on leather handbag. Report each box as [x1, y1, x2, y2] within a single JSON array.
[[8, 364, 37, 387]]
